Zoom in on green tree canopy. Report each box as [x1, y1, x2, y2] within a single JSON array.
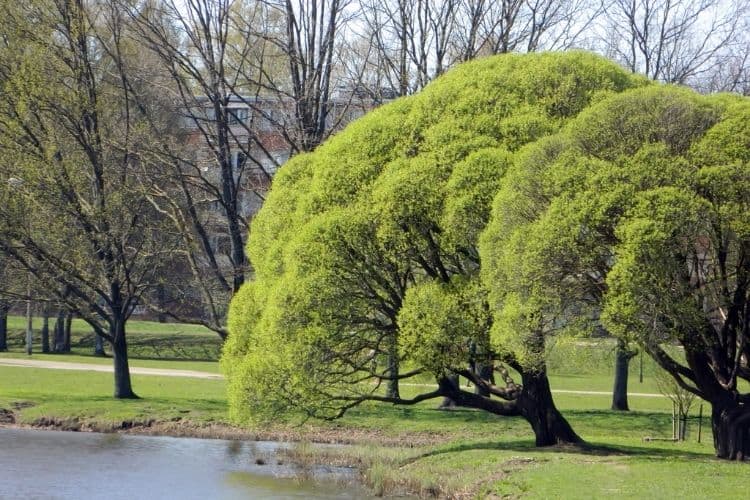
[[481, 84, 750, 460], [222, 52, 646, 445]]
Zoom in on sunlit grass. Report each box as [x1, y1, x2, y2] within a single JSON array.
[[1, 328, 742, 498], [3, 315, 222, 361]]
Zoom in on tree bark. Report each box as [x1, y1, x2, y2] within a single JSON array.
[[63, 312, 72, 352], [110, 318, 137, 399], [0, 301, 8, 351], [41, 305, 50, 353], [94, 333, 105, 356], [517, 369, 583, 446], [474, 363, 494, 397], [53, 309, 66, 352], [712, 402, 750, 460], [611, 340, 633, 411], [25, 290, 32, 355], [385, 338, 400, 399], [157, 283, 166, 323], [438, 374, 459, 409]]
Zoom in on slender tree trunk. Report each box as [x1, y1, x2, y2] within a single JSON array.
[[385, 336, 400, 399], [94, 333, 105, 356], [25, 292, 32, 355], [712, 402, 750, 460], [53, 309, 66, 352], [63, 312, 72, 352], [157, 284, 166, 323], [110, 317, 137, 399], [517, 369, 583, 446], [41, 305, 50, 353], [611, 340, 632, 411], [0, 301, 8, 351]]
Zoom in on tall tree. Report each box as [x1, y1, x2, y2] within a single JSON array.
[[481, 83, 750, 460], [0, 0, 175, 397], [124, 0, 263, 336], [223, 52, 644, 445]]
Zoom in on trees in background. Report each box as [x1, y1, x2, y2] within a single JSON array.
[[120, 0, 360, 336], [124, 0, 264, 336], [600, 0, 750, 89], [222, 52, 645, 446], [0, 0, 178, 397], [357, 0, 597, 97]]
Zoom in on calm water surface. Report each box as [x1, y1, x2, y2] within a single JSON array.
[[0, 428, 373, 499]]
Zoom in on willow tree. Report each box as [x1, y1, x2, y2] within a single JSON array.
[[481, 84, 750, 460], [223, 52, 645, 445]]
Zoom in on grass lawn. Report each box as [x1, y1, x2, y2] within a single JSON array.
[[0, 366, 227, 426], [1, 325, 744, 498], [3, 315, 223, 361], [1, 358, 740, 499]]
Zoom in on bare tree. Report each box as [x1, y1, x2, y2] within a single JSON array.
[[251, 0, 360, 151], [357, 0, 598, 97], [121, 0, 274, 336], [601, 0, 749, 85], [121, 0, 363, 336]]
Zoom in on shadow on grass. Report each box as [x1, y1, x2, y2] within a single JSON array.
[[399, 436, 714, 467]]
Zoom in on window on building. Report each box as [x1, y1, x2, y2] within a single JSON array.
[[227, 107, 248, 126], [234, 151, 247, 170]]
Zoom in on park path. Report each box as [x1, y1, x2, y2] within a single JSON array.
[[0, 358, 222, 379], [0, 358, 666, 398]]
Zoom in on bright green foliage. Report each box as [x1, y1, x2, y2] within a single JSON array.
[[481, 81, 750, 458], [222, 52, 646, 424], [399, 277, 491, 375], [480, 86, 724, 366]]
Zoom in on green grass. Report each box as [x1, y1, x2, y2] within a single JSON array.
[[0, 366, 227, 426], [0, 362, 738, 498], [1, 327, 744, 498], [3, 315, 222, 361]]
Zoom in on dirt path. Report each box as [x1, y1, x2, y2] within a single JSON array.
[[0, 358, 222, 379]]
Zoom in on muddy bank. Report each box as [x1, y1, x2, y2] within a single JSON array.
[[0, 403, 441, 447]]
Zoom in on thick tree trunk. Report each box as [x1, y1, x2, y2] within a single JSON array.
[[611, 340, 632, 411], [712, 402, 750, 460], [439, 374, 459, 409], [41, 305, 50, 353], [0, 302, 8, 351], [110, 319, 137, 399], [517, 369, 582, 446]]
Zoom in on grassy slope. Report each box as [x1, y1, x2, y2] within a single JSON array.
[[1, 323, 744, 498]]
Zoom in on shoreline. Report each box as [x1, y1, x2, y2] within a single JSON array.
[[0, 417, 425, 497], [0, 412, 441, 447]]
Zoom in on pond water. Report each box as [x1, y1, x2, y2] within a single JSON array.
[[0, 428, 373, 499]]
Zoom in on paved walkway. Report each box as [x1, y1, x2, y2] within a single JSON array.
[[1, 358, 666, 398], [0, 358, 222, 379]]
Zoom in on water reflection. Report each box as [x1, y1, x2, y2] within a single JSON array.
[[0, 428, 372, 499]]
